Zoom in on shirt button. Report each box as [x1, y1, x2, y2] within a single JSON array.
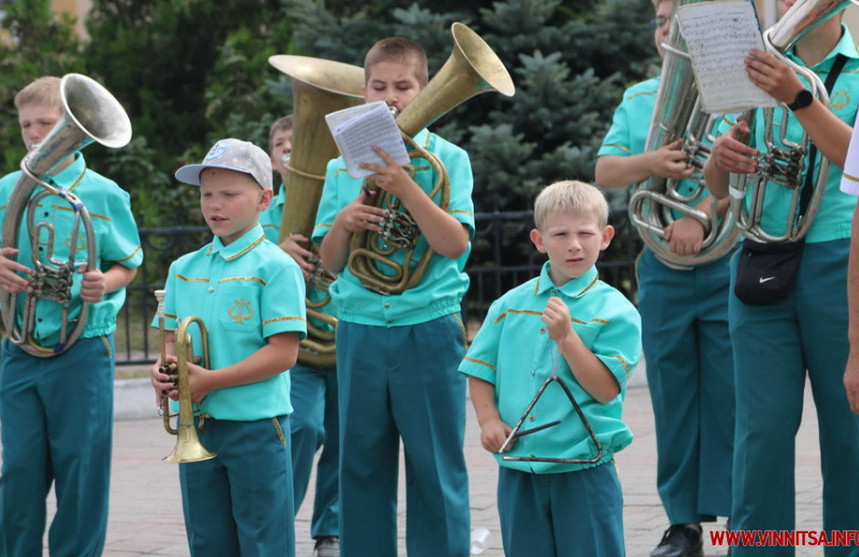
[[552, 289, 559, 295], [531, 369, 535, 376], [528, 415, 536, 422], [208, 287, 214, 293], [384, 303, 390, 309], [540, 328, 546, 333]]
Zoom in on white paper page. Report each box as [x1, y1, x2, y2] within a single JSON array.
[[678, 0, 777, 113], [325, 101, 410, 179]]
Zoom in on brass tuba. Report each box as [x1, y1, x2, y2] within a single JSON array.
[[0, 74, 132, 357], [347, 22, 515, 295], [267, 55, 364, 368], [629, 0, 740, 270], [728, 0, 858, 242], [154, 289, 216, 464]]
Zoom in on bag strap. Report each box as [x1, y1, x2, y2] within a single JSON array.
[[800, 53, 848, 215]]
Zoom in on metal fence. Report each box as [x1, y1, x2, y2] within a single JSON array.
[[115, 209, 641, 365]]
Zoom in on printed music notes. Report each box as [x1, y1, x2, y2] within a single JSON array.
[[325, 101, 410, 179], [677, 0, 777, 113]]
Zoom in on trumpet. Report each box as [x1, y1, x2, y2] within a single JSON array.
[[0, 74, 132, 357], [154, 289, 216, 464]]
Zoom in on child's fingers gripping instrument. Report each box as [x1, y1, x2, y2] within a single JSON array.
[[154, 289, 217, 464], [0, 74, 131, 357], [347, 22, 515, 295]]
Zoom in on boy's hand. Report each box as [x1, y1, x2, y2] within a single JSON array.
[[151, 355, 177, 406], [279, 233, 315, 279], [542, 296, 573, 344], [0, 247, 32, 294], [184, 360, 213, 405], [652, 139, 696, 181], [479, 417, 513, 453], [337, 189, 387, 233], [78, 265, 107, 303], [361, 146, 415, 199], [711, 119, 760, 175], [745, 49, 804, 104], [663, 215, 706, 256]]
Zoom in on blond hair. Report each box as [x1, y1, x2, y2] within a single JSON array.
[[533, 180, 609, 230], [268, 114, 294, 152], [364, 37, 429, 86], [14, 76, 63, 112]]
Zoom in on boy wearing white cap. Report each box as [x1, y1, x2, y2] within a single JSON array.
[[150, 138, 307, 557]]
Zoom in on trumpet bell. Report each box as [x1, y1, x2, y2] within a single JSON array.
[[163, 422, 217, 464]]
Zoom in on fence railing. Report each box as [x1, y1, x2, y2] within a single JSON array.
[[114, 209, 641, 365]]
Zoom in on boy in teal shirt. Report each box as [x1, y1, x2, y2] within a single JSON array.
[[460, 180, 641, 557], [313, 36, 473, 557], [0, 75, 143, 557], [150, 138, 307, 557], [261, 114, 341, 557]]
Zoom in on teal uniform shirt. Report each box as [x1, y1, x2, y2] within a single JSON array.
[[0, 153, 143, 344], [158, 224, 306, 421], [720, 25, 859, 243], [598, 77, 705, 208], [312, 128, 475, 326], [459, 263, 642, 474], [259, 184, 285, 243]]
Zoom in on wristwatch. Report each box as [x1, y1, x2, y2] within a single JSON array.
[[787, 89, 813, 111]]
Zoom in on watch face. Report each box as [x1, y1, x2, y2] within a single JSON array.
[[791, 89, 813, 110]]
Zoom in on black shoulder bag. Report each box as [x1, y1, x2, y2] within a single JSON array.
[[734, 53, 847, 305]]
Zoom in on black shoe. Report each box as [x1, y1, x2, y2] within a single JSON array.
[[650, 524, 704, 557]]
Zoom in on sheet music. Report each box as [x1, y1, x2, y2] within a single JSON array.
[[678, 0, 777, 113], [325, 101, 410, 179]]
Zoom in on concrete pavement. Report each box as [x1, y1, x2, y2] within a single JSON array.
[[13, 374, 825, 556]]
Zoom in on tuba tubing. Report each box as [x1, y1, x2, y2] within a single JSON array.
[[347, 22, 514, 295], [728, 0, 859, 243], [0, 74, 132, 357]]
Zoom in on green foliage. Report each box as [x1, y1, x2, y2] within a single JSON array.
[[0, 0, 84, 170]]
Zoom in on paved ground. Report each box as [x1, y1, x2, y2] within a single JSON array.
[[7, 373, 825, 556]]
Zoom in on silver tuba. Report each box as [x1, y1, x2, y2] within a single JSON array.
[[728, 0, 858, 242], [628, 0, 740, 270], [0, 74, 132, 357]]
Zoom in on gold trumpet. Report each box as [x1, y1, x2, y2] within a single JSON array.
[[347, 22, 515, 295], [267, 55, 364, 368], [0, 74, 132, 357], [154, 289, 216, 464]]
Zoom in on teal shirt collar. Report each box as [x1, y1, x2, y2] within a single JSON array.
[[47, 152, 86, 187], [786, 24, 859, 67], [533, 262, 599, 298], [208, 224, 266, 261]]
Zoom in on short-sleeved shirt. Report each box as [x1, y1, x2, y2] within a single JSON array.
[[312, 128, 475, 326], [723, 25, 859, 242], [459, 263, 642, 474], [157, 224, 307, 421], [0, 153, 143, 344], [598, 77, 705, 207]]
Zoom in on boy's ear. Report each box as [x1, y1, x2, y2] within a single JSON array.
[[600, 224, 615, 250], [529, 228, 547, 254], [258, 188, 274, 211]]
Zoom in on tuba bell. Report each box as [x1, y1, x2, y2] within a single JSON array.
[[728, 0, 858, 243], [268, 55, 365, 368], [0, 74, 132, 357], [347, 22, 515, 295], [628, 0, 741, 270], [154, 289, 216, 464]]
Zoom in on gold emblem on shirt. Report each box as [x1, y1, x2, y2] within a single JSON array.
[[227, 299, 254, 323], [831, 90, 850, 112]]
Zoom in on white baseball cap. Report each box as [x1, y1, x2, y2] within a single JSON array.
[[175, 138, 273, 190]]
